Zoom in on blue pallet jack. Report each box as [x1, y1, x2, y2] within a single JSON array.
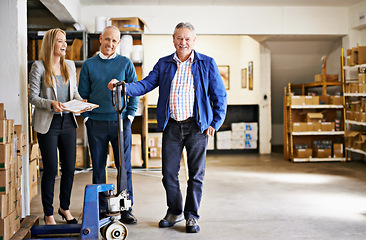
[[27, 82, 131, 240]]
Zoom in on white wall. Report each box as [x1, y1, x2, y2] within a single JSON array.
[[0, 0, 29, 217], [80, 5, 348, 35]]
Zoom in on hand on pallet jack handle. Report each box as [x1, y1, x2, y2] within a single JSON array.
[[108, 79, 125, 91]]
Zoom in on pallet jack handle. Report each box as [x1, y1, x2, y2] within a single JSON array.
[[111, 81, 128, 195]]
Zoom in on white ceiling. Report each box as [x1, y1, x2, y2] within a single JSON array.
[[79, 0, 365, 7]]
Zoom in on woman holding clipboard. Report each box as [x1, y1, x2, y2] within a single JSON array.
[[29, 28, 82, 225]]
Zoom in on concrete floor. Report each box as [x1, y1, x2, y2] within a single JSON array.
[[30, 153, 366, 240]]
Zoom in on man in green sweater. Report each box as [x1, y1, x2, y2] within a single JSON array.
[[78, 26, 139, 224]]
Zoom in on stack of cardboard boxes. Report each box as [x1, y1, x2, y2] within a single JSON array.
[[346, 46, 366, 66], [216, 122, 258, 150], [0, 103, 23, 240]]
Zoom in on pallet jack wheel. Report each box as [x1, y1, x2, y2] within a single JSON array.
[[102, 221, 128, 240]]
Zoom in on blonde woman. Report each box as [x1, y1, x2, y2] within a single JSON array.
[[29, 28, 82, 225]]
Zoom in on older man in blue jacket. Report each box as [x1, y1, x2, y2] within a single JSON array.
[[109, 22, 227, 233]]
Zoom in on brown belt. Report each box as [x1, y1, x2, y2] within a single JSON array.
[[170, 117, 194, 124]]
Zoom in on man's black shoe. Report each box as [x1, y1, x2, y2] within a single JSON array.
[[120, 210, 137, 224], [158, 213, 184, 228], [186, 218, 200, 233]]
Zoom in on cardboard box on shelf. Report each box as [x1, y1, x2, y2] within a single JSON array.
[[75, 145, 84, 168], [358, 46, 366, 65], [290, 96, 305, 105], [149, 147, 161, 158], [244, 132, 257, 140], [333, 143, 343, 158], [148, 133, 162, 148], [351, 47, 358, 65], [29, 143, 40, 161], [66, 39, 83, 61], [314, 74, 339, 82], [306, 113, 323, 122], [0, 192, 10, 219], [313, 148, 332, 158], [359, 83, 366, 93], [329, 96, 343, 105], [359, 73, 366, 83], [305, 96, 319, 105], [307, 122, 321, 131], [131, 134, 142, 167], [344, 131, 360, 148], [321, 122, 335, 131], [345, 66, 359, 80], [110, 17, 147, 32], [294, 149, 312, 158], [292, 122, 307, 132]]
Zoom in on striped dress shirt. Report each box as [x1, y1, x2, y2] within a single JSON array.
[[169, 52, 195, 121]]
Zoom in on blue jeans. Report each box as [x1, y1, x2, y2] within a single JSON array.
[[162, 119, 208, 220], [85, 118, 133, 212], [37, 113, 77, 216]]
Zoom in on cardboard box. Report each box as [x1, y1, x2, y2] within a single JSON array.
[[358, 46, 366, 64], [0, 170, 11, 195], [359, 73, 366, 83], [0, 210, 19, 240], [216, 139, 232, 149], [6, 120, 13, 144], [0, 192, 10, 219], [305, 96, 319, 105], [306, 113, 323, 122], [29, 159, 38, 201], [110, 17, 147, 32], [345, 66, 359, 80], [207, 136, 214, 150], [307, 122, 321, 131], [244, 140, 257, 149], [231, 131, 245, 140], [344, 131, 360, 148], [0, 104, 4, 120], [359, 83, 366, 93], [131, 134, 143, 167], [321, 122, 335, 131], [294, 149, 312, 158], [329, 96, 343, 105], [231, 139, 245, 149], [216, 131, 232, 140], [292, 122, 307, 132], [244, 132, 257, 140], [0, 144, 11, 170], [75, 145, 84, 168], [29, 143, 40, 161], [149, 147, 162, 158], [314, 74, 339, 82], [231, 122, 246, 131], [313, 149, 332, 158], [333, 143, 343, 158], [147, 133, 162, 147], [0, 120, 5, 144], [351, 47, 358, 65], [290, 96, 305, 105], [244, 123, 258, 132]]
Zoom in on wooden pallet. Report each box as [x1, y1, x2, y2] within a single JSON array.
[[10, 215, 39, 240]]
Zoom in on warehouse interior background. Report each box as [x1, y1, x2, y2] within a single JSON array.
[[1, 0, 366, 221]]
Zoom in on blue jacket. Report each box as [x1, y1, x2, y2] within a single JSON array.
[[126, 50, 227, 132]]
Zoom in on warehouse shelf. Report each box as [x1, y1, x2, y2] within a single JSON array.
[[292, 131, 345, 136], [293, 157, 346, 163]]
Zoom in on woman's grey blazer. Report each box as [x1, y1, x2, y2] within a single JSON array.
[[29, 60, 83, 134]]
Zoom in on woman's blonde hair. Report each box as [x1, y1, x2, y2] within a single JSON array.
[[39, 28, 70, 88]]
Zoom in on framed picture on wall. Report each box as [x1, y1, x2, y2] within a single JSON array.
[[241, 68, 247, 88], [218, 65, 230, 90]]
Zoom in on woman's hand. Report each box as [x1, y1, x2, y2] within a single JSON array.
[[108, 79, 119, 90], [51, 101, 64, 112]]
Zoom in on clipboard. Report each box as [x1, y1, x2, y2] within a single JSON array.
[[61, 99, 99, 114]]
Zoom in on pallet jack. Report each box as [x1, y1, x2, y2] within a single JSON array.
[[27, 82, 131, 240]]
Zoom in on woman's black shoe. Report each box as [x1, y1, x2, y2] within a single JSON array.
[[58, 208, 77, 224]]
